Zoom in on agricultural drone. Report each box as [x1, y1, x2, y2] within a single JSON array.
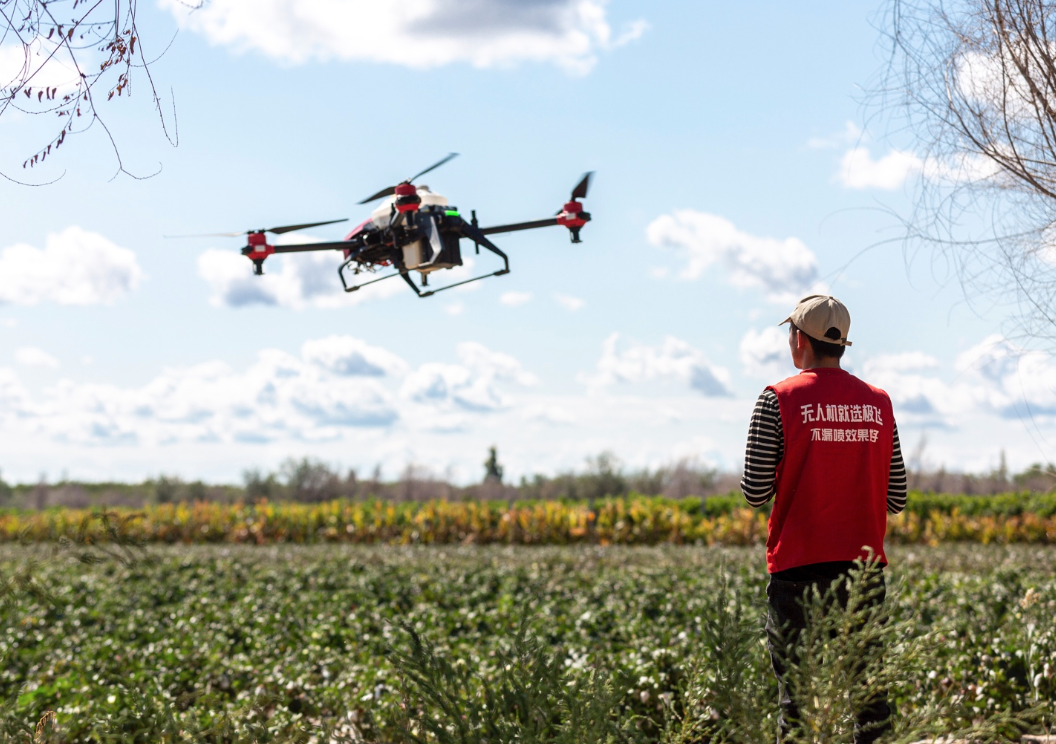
[[175, 154, 593, 298]]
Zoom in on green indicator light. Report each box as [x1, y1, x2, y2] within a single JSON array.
[[445, 210, 459, 216]]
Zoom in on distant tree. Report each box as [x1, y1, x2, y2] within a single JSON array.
[[582, 451, 627, 501], [483, 446, 504, 483], [186, 480, 207, 502], [279, 457, 340, 502], [883, 0, 1056, 348], [0, 0, 179, 179], [243, 468, 279, 500], [153, 475, 180, 504]]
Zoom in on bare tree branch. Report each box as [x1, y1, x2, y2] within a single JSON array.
[[880, 0, 1056, 350], [0, 0, 183, 179]]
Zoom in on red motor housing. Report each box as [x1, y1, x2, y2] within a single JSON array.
[[395, 182, 421, 213], [246, 231, 274, 258], [557, 200, 588, 229], [244, 231, 274, 275]]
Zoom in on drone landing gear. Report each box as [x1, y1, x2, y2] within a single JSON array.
[[399, 267, 511, 298], [396, 218, 511, 298], [338, 262, 405, 293]]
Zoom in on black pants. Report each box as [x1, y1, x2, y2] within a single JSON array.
[[765, 570, 892, 744]]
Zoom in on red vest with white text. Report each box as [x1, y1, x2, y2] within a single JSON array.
[[766, 368, 894, 574]]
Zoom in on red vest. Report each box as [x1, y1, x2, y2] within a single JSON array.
[[766, 368, 894, 574]]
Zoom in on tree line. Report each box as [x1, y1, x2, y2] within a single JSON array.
[[0, 448, 1052, 509]]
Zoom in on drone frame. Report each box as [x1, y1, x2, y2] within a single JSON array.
[[240, 203, 588, 298], [227, 166, 592, 298]]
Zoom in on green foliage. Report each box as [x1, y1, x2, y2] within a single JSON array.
[[905, 491, 1056, 518], [0, 544, 1053, 742], [388, 621, 635, 744]]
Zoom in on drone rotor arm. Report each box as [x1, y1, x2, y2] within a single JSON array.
[[266, 240, 357, 254], [453, 216, 510, 271], [477, 217, 561, 236]]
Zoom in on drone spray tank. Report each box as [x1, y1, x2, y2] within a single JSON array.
[[371, 185, 454, 277]]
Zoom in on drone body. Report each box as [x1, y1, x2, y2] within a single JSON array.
[[197, 155, 593, 299]]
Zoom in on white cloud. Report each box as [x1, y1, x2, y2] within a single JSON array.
[[0, 227, 143, 306], [401, 342, 538, 419], [838, 146, 923, 190], [0, 336, 542, 447], [646, 211, 823, 304], [301, 335, 409, 377], [806, 120, 863, 150], [858, 336, 1056, 427], [739, 327, 791, 380], [554, 293, 585, 311], [0, 38, 86, 92], [15, 347, 58, 369], [586, 333, 732, 397], [837, 145, 998, 190], [443, 301, 465, 316], [197, 248, 405, 309], [160, 0, 647, 75], [955, 335, 1056, 417], [500, 291, 532, 307]]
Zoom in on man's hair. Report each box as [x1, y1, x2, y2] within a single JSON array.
[[790, 321, 846, 360]]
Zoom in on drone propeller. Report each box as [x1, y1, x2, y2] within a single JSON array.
[[555, 172, 594, 215], [357, 153, 459, 204], [571, 172, 592, 201], [164, 218, 349, 239]]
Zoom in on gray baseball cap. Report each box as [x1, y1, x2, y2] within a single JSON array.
[[780, 294, 852, 347]]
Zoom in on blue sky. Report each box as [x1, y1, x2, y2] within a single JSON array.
[[1, 0, 1054, 484]]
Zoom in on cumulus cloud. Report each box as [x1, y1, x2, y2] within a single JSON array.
[[739, 327, 790, 380], [859, 336, 1056, 427], [0, 38, 86, 92], [837, 144, 998, 190], [0, 336, 540, 446], [197, 248, 404, 309], [646, 211, 822, 304], [554, 293, 585, 311], [955, 335, 1056, 417], [500, 291, 532, 307], [15, 347, 59, 369], [838, 146, 923, 190], [806, 120, 863, 150], [302, 335, 409, 377], [160, 0, 647, 75], [586, 333, 732, 397], [0, 227, 143, 306], [402, 342, 538, 420]]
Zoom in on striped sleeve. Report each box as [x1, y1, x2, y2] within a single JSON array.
[[741, 388, 783, 508], [887, 422, 908, 514]]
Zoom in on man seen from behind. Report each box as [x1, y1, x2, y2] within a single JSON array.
[[740, 294, 908, 744]]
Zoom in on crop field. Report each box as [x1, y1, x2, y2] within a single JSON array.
[[2, 541, 1054, 743], [3, 493, 1056, 546]]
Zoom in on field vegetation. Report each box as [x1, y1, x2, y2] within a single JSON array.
[[2, 492, 1056, 546], [1, 542, 1053, 742]]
